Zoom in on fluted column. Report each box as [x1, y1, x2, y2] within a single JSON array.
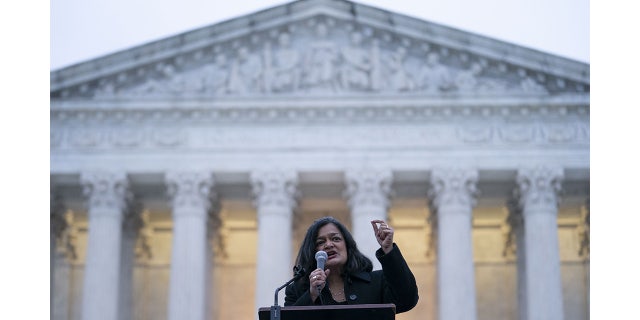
[[80, 172, 132, 320], [251, 170, 298, 310], [514, 166, 564, 320], [344, 169, 392, 270], [166, 171, 216, 320], [428, 167, 478, 320]]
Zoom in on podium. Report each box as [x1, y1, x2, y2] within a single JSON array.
[[258, 304, 396, 320]]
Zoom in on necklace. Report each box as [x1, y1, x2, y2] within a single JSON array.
[[329, 287, 346, 302]]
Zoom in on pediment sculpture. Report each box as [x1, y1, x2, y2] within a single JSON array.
[[54, 14, 587, 100]]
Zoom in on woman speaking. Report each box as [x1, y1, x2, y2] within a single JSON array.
[[284, 216, 419, 314]]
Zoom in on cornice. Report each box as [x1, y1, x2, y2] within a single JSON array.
[[50, 95, 589, 127]]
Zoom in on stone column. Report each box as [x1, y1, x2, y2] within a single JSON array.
[[344, 169, 392, 270], [428, 167, 478, 320], [251, 170, 298, 310], [514, 166, 564, 320], [80, 172, 132, 320], [166, 171, 216, 320]]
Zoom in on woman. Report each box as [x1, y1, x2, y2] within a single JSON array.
[[284, 216, 419, 313]]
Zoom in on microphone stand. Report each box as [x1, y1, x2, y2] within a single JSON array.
[[271, 265, 305, 320]]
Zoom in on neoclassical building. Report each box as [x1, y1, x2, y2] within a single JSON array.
[[50, 1, 590, 320]]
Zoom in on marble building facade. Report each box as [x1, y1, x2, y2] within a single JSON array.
[[50, 1, 590, 320]]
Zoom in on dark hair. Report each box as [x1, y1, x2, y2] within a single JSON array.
[[294, 216, 373, 283]]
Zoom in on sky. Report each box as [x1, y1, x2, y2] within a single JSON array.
[[50, 0, 590, 71]]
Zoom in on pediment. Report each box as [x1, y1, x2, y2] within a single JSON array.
[[50, 0, 589, 101]]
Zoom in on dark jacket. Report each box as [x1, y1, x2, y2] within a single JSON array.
[[284, 243, 419, 313]]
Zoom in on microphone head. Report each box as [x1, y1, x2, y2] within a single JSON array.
[[315, 250, 328, 270]]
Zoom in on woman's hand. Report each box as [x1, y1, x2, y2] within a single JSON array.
[[371, 220, 394, 254], [309, 268, 330, 302]]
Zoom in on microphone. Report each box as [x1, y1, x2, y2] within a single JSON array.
[[314, 251, 328, 305], [315, 250, 328, 271], [271, 265, 306, 320]]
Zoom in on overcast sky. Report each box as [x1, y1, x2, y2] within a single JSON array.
[[50, 0, 589, 70]]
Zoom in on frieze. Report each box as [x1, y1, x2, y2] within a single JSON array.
[[69, 129, 105, 148], [110, 128, 146, 148], [457, 125, 494, 144], [498, 124, 537, 144], [51, 121, 589, 152], [51, 131, 63, 148], [51, 15, 588, 100], [543, 124, 577, 143], [152, 128, 187, 148]]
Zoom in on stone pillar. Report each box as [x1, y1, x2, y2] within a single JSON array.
[[80, 172, 132, 320], [251, 170, 298, 310], [514, 166, 564, 320], [344, 169, 392, 270], [428, 167, 478, 320], [166, 171, 216, 320]]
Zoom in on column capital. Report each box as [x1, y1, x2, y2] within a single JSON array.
[[250, 170, 299, 212], [515, 166, 564, 214], [165, 171, 216, 215], [81, 171, 132, 215], [344, 168, 393, 212], [427, 167, 478, 214]]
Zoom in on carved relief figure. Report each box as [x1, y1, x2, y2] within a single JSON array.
[[455, 62, 483, 92], [126, 63, 174, 96], [163, 64, 197, 94], [388, 46, 415, 92], [202, 54, 230, 95], [340, 31, 377, 91], [519, 76, 547, 94], [94, 79, 116, 98], [370, 39, 382, 91], [264, 32, 301, 93], [228, 46, 264, 94], [418, 52, 454, 93], [302, 23, 340, 92]]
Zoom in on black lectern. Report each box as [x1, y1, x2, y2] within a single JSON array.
[[258, 304, 396, 320]]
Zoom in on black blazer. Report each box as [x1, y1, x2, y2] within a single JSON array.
[[284, 243, 419, 313]]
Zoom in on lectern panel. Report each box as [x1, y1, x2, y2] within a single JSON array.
[[258, 304, 396, 320]]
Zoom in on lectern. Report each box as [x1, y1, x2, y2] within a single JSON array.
[[258, 303, 396, 320]]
